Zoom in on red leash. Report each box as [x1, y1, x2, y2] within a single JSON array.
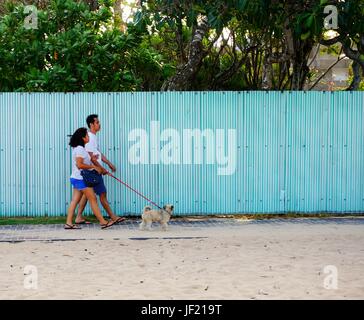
[[107, 173, 163, 211]]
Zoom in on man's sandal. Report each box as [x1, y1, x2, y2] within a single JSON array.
[[113, 217, 126, 224], [101, 220, 116, 229]]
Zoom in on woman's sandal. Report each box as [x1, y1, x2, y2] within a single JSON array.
[[64, 224, 81, 230], [101, 220, 116, 229], [75, 219, 92, 225]]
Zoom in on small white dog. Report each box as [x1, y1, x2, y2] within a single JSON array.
[[139, 204, 174, 231]]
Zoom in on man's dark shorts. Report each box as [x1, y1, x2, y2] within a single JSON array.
[[94, 176, 107, 196]]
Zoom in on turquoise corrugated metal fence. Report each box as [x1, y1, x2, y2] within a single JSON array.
[[0, 92, 363, 217]]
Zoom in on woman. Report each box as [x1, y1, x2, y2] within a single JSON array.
[[65, 127, 115, 229]]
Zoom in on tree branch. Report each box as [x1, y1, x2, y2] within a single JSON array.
[[308, 56, 346, 90]]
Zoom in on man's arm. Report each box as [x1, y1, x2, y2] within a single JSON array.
[[101, 153, 116, 172]]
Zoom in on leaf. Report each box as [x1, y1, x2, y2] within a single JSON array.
[[305, 15, 314, 29], [192, 4, 204, 13], [237, 0, 248, 11], [301, 31, 311, 40]]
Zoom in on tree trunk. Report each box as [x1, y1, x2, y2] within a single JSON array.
[[262, 56, 274, 90], [161, 17, 209, 91], [289, 35, 314, 90], [347, 61, 362, 91], [113, 0, 124, 30], [282, 1, 316, 90], [262, 52, 291, 90], [114, 0, 122, 16]]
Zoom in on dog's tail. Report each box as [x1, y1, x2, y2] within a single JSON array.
[[143, 205, 152, 212]]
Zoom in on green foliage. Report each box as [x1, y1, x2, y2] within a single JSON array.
[[0, 0, 166, 91], [320, 44, 342, 56], [347, 75, 364, 91], [0, 0, 362, 91]]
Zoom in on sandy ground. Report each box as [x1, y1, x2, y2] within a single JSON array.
[[0, 219, 363, 300]]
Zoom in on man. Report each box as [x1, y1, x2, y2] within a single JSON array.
[[75, 114, 125, 224]]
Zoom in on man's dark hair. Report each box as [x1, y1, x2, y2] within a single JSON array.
[[69, 127, 88, 148], [86, 114, 98, 128]]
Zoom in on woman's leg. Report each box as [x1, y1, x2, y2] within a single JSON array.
[[82, 188, 108, 225], [66, 188, 83, 226], [75, 194, 88, 223]]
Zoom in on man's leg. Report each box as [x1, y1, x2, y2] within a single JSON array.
[[75, 194, 88, 223], [81, 188, 109, 226], [94, 176, 125, 222], [99, 192, 120, 221]]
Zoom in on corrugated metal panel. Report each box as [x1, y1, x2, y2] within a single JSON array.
[[113, 92, 160, 216], [328, 92, 364, 212], [242, 91, 286, 213], [0, 92, 363, 217], [285, 91, 330, 212]]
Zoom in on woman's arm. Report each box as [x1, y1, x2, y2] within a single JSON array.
[[76, 157, 102, 174], [88, 152, 108, 175]]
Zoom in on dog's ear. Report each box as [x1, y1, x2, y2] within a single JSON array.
[[171, 205, 174, 211], [163, 205, 166, 210]]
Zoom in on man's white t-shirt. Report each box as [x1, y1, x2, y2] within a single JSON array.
[[71, 146, 92, 180], [85, 132, 102, 165]]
